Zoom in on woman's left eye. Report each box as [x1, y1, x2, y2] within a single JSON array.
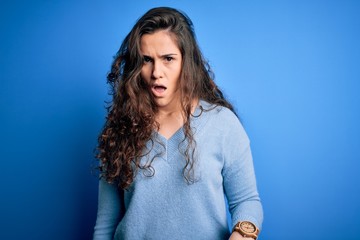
[[165, 57, 173, 62]]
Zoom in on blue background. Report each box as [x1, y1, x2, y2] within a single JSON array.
[[1, 0, 359, 239]]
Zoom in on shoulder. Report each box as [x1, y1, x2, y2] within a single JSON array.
[[197, 101, 251, 160], [199, 100, 241, 128]]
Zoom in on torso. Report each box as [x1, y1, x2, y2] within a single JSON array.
[[118, 100, 232, 240]]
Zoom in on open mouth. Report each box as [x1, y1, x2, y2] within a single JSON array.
[[152, 85, 167, 94]]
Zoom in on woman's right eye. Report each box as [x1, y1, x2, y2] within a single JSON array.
[[143, 56, 152, 63]]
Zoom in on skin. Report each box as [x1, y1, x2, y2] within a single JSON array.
[[229, 231, 255, 240], [140, 30, 254, 240], [140, 30, 184, 139]]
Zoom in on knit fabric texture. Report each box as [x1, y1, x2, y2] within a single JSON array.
[[93, 100, 263, 240]]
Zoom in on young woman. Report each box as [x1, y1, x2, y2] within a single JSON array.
[[93, 7, 263, 240]]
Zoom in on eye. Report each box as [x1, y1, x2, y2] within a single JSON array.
[[143, 56, 152, 63], [165, 56, 173, 62]]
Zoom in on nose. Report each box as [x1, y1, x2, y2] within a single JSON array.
[[151, 61, 163, 80]]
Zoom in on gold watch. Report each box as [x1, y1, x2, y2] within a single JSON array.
[[233, 221, 260, 239]]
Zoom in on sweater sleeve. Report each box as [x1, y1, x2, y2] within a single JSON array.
[[221, 112, 263, 230], [93, 178, 124, 240]]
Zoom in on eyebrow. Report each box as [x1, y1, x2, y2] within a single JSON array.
[[142, 53, 178, 58], [161, 53, 178, 57]]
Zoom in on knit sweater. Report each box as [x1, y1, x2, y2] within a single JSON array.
[[93, 100, 263, 240]]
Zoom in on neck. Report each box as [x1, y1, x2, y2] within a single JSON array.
[[156, 99, 199, 118]]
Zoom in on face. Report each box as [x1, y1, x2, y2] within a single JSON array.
[[140, 30, 182, 112]]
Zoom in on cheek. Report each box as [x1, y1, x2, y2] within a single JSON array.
[[140, 67, 149, 81], [174, 64, 182, 82]]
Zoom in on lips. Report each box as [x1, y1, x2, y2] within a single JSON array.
[[151, 84, 167, 97]]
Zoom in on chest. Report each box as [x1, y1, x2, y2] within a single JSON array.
[[129, 130, 225, 194]]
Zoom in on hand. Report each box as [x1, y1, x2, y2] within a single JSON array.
[[229, 231, 255, 240]]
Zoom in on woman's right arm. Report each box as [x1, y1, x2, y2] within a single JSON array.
[[93, 178, 124, 240]]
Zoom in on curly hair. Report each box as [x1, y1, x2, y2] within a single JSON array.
[[97, 7, 235, 189]]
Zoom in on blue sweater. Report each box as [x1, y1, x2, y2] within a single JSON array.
[[93, 101, 263, 240]]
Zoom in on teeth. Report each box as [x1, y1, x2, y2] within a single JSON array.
[[154, 85, 166, 90]]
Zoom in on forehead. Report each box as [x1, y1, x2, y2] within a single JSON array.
[[140, 30, 180, 54]]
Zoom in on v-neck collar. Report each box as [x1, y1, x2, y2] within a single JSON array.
[[151, 100, 212, 162], [154, 100, 205, 142]]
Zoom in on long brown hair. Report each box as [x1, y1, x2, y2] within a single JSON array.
[[97, 7, 235, 189]]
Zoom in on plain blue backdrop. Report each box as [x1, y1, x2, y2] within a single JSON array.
[[1, 0, 359, 239]]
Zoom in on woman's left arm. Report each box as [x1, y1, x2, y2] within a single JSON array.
[[222, 113, 263, 233]]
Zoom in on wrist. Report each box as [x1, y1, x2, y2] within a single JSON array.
[[232, 221, 260, 240], [230, 231, 254, 240]]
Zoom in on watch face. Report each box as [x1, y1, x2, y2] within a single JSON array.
[[240, 221, 256, 233]]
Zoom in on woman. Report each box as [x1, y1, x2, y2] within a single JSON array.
[[93, 7, 263, 240]]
